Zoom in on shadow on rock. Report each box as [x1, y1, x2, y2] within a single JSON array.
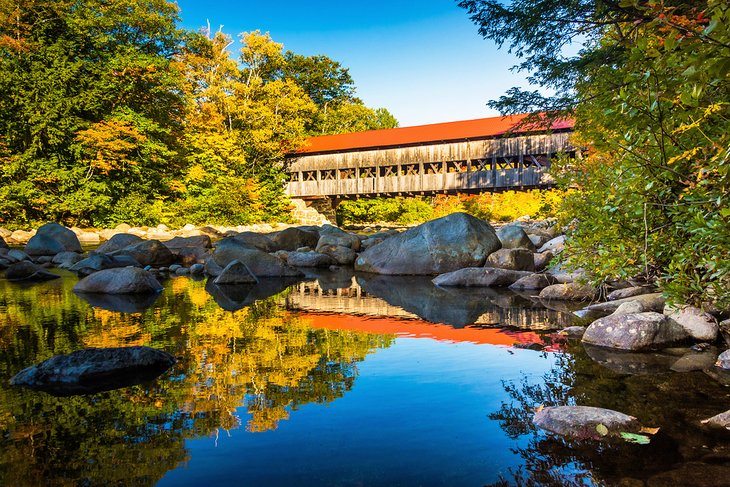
[[75, 291, 161, 313], [206, 276, 302, 311]]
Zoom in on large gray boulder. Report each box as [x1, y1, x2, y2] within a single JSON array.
[[355, 213, 501, 275], [485, 248, 535, 272], [24, 223, 82, 256], [10, 346, 175, 396], [582, 312, 691, 351], [231, 232, 275, 252], [496, 225, 536, 252], [73, 267, 163, 294], [534, 405, 640, 440], [51, 251, 84, 269], [69, 253, 141, 276], [318, 244, 357, 266], [4, 261, 60, 282], [664, 304, 718, 342], [432, 267, 532, 287], [213, 238, 302, 277], [539, 283, 598, 301], [163, 235, 212, 250], [111, 240, 175, 267], [95, 233, 144, 254], [213, 260, 258, 285], [316, 226, 360, 252], [581, 293, 666, 315]]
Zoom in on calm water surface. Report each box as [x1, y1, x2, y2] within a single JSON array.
[[1, 269, 730, 486]]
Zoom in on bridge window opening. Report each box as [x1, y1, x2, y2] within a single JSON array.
[[339, 169, 356, 180], [401, 164, 419, 176], [446, 161, 468, 173], [360, 167, 376, 178], [322, 169, 336, 180], [289, 172, 300, 182], [302, 171, 317, 181], [470, 159, 489, 172], [426, 162, 443, 174], [380, 166, 398, 177]]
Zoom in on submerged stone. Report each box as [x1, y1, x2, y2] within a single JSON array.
[[10, 346, 176, 396], [533, 405, 640, 440]]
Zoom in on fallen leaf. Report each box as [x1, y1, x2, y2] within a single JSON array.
[[596, 424, 609, 436], [620, 432, 651, 444], [640, 426, 660, 435], [534, 404, 545, 413]]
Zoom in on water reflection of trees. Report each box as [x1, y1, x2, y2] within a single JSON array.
[[488, 342, 730, 486], [0, 274, 394, 486]]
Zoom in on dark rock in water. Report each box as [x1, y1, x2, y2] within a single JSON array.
[[355, 213, 501, 275], [73, 267, 163, 294], [670, 349, 718, 372], [533, 250, 554, 272], [4, 261, 60, 282], [496, 225, 536, 252], [75, 291, 161, 313], [69, 253, 141, 275], [539, 282, 598, 301], [214, 260, 258, 285], [271, 227, 319, 251], [190, 263, 205, 275], [163, 235, 212, 249], [205, 277, 300, 311], [486, 248, 536, 272], [231, 231, 275, 252], [286, 251, 334, 268], [0, 235, 7, 249], [582, 312, 691, 351], [174, 246, 210, 266], [7, 248, 31, 262], [432, 267, 532, 287], [533, 405, 640, 440], [213, 238, 302, 277], [509, 273, 557, 291], [51, 251, 84, 269], [647, 462, 730, 487], [112, 240, 175, 267], [205, 257, 224, 277], [95, 233, 143, 254], [10, 346, 175, 396], [583, 343, 681, 375], [24, 223, 82, 255]]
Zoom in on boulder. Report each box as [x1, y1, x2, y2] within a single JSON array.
[[485, 248, 535, 272], [533, 251, 554, 272], [190, 263, 205, 275], [584, 344, 679, 375], [528, 233, 549, 248], [559, 326, 587, 338], [581, 293, 666, 315], [537, 235, 566, 254], [533, 405, 640, 440], [316, 228, 360, 252], [10, 346, 175, 396], [69, 253, 141, 276], [270, 227, 319, 251], [496, 225, 536, 252], [509, 273, 557, 291], [24, 223, 82, 255], [231, 232, 275, 252], [355, 213, 501, 275], [546, 262, 587, 283], [610, 300, 645, 316], [95, 233, 144, 254], [664, 304, 719, 342], [163, 235, 212, 250], [582, 312, 691, 351], [175, 246, 211, 266], [73, 267, 164, 294], [7, 249, 31, 262], [318, 244, 357, 266], [4, 261, 60, 282], [607, 286, 656, 301], [432, 267, 532, 287], [212, 238, 302, 277], [213, 260, 259, 285], [112, 240, 175, 267], [286, 251, 335, 268], [539, 283, 598, 301], [51, 251, 84, 269]]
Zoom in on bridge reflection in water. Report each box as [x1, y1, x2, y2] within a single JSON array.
[[284, 271, 580, 348]]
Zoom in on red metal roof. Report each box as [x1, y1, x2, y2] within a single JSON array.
[[297, 113, 574, 154]]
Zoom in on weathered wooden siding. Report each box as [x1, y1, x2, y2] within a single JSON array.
[[285, 131, 573, 198]]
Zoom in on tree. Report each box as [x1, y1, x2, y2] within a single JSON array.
[[460, 0, 730, 308]]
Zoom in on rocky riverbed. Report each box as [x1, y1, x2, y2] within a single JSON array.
[[3, 213, 730, 435]]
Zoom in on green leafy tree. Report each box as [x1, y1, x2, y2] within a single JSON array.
[[460, 0, 730, 308]]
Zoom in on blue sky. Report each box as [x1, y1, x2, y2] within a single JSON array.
[[174, 1, 530, 127]]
